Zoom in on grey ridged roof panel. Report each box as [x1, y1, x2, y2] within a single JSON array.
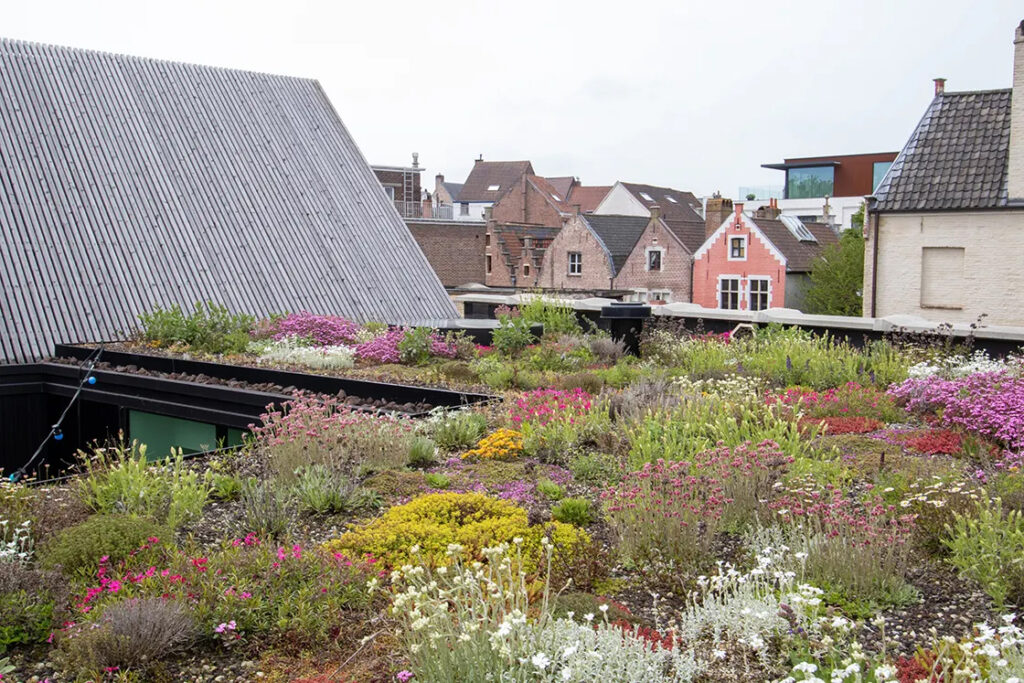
[[0, 38, 456, 363], [873, 90, 1012, 212]]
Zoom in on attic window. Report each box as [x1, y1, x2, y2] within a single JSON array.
[[639, 192, 654, 201], [487, 184, 500, 191], [664, 196, 678, 203], [551, 194, 561, 201]]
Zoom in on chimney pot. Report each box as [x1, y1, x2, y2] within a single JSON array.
[[934, 78, 946, 95], [412, 152, 419, 168], [735, 203, 744, 216]]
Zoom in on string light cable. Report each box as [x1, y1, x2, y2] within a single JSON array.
[[8, 345, 103, 483]]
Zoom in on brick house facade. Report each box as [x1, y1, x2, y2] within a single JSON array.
[[539, 213, 618, 290], [613, 210, 698, 302], [406, 219, 487, 288]]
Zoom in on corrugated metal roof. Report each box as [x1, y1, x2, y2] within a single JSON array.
[[0, 38, 456, 363]]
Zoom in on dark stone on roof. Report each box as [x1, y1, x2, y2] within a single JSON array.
[[459, 160, 534, 202], [874, 90, 1012, 211], [0, 38, 456, 363], [754, 219, 839, 272], [583, 215, 650, 275]]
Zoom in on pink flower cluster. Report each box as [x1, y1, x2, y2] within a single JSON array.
[[770, 485, 915, 547], [508, 388, 594, 427], [268, 312, 361, 346], [353, 327, 458, 364], [889, 371, 1024, 451], [249, 392, 412, 449], [767, 382, 883, 412]]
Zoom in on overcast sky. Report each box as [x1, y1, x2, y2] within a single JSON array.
[[4, 0, 1021, 197]]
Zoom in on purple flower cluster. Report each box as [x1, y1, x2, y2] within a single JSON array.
[[355, 328, 406, 363], [888, 370, 1024, 450], [269, 312, 361, 346]]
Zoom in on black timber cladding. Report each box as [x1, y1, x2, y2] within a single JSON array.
[[873, 89, 1012, 212], [0, 38, 456, 363]]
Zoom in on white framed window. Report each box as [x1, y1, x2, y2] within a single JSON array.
[[460, 202, 469, 216], [567, 251, 582, 276], [664, 195, 678, 203], [718, 276, 741, 310], [648, 290, 670, 302], [728, 236, 747, 260], [487, 184, 500, 191], [639, 192, 654, 201], [749, 277, 770, 311], [383, 186, 396, 200], [646, 247, 664, 272]]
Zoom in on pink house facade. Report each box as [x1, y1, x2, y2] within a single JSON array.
[[692, 200, 837, 311]]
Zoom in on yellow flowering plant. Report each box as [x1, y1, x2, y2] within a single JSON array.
[[462, 428, 524, 461]]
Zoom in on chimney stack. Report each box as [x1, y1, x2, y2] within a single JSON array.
[[1008, 20, 1024, 200], [704, 196, 733, 238], [412, 152, 420, 169], [933, 78, 946, 96], [650, 204, 661, 220]]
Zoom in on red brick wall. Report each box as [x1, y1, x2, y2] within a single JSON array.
[[692, 212, 787, 309], [614, 219, 693, 302], [491, 178, 564, 228], [373, 170, 421, 203], [539, 215, 614, 290], [485, 225, 547, 288], [406, 220, 485, 288]]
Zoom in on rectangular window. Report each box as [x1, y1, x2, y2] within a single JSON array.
[[729, 236, 746, 259], [873, 161, 893, 191], [523, 263, 530, 276], [460, 202, 469, 216], [921, 247, 965, 309], [485, 233, 491, 246], [719, 278, 741, 310], [383, 186, 396, 200], [786, 166, 834, 199], [647, 249, 662, 271], [749, 278, 770, 311], [485, 254, 492, 274], [567, 251, 582, 276]]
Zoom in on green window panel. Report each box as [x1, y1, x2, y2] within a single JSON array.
[[787, 167, 834, 199], [128, 410, 218, 459]]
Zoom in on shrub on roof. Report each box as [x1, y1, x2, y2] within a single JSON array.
[[137, 300, 254, 354]]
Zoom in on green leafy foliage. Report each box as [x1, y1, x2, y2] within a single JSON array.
[[432, 410, 488, 451], [945, 497, 1024, 608], [39, 515, 169, 576], [407, 437, 438, 469], [536, 479, 566, 500], [138, 300, 254, 354], [551, 498, 594, 526], [804, 224, 866, 316]]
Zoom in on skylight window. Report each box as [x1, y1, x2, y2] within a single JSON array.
[[665, 195, 678, 203], [639, 192, 654, 201], [551, 193, 561, 201], [487, 184, 500, 191]]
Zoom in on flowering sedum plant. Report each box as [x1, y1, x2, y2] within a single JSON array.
[[463, 428, 524, 461], [256, 336, 356, 369], [265, 311, 361, 346]]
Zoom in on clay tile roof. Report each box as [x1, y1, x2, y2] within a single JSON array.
[[753, 219, 839, 272], [622, 182, 702, 221], [663, 219, 706, 253], [566, 185, 612, 213], [529, 175, 572, 211], [583, 215, 650, 275], [459, 160, 534, 202], [873, 89, 1012, 211]]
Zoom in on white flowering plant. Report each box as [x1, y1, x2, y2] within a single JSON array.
[[254, 335, 356, 370], [389, 539, 701, 681], [0, 518, 33, 565]]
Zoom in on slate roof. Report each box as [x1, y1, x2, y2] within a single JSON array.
[[583, 215, 650, 275], [442, 181, 464, 201], [621, 182, 702, 221], [753, 219, 839, 272], [544, 176, 576, 198], [0, 38, 456, 363], [459, 160, 534, 202], [663, 218, 706, 253], [873, 89, 1012, 211]]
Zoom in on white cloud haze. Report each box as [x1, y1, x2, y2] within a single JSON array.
[[3, 0, 1021, 196]]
